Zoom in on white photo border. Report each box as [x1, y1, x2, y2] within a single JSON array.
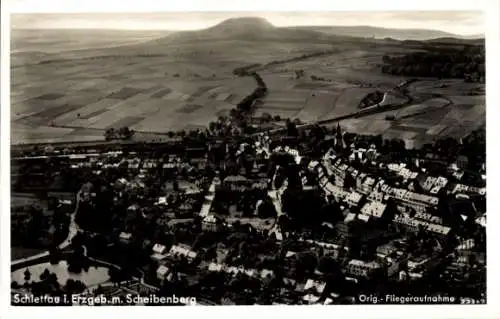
[[1, 0, 499, 318]]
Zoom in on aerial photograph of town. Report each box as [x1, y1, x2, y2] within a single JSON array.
[[9, 10, 486, 306]]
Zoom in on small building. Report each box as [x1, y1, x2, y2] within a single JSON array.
[[357, 213, 370, 222], [414, 212, 443, 224], [475, 214, 486, 228], [344, 259, 382, 279], [59, 199, 73, 205], [208, 262, 225, 272], [285, 251, 297, 258], [222, 175, 250, 191], [359, 176, 375, 194], [302, 279, 326, 304], [376, 243, 398, 259], [251, 180, 268, 190], [127, 204, 140, 212], [169, 244, 197, 261], [119, 232, 133, 244], [384, 254, 408, 277], [407, 255, 430, 271], [156, 265, 171, 281], [393, 214, 451, 237], [260, 269, 275, 280], [346, 191, 363, 207], [304, 279, 326, 295], [456, 155, 469, 170], [398, 270, 408, 281], [360, 201, 387, 219], [324, 183, 348, 201], [202, 214, 223, 232], [156, 197, 168, 206], [368, 190, 386, 202], [308, 161, 320, 171], [283, 277, 297, 288], [151, 243, 168, 262]]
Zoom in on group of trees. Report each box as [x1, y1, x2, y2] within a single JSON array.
[[11, 204, 45, 247], [461, 128, 486, 171], [285, 118, 303, 137], [67, 244, 91, 274], [310, 75, 327, 81], [233, 64, 262, 76], [256, 196, 278, 219], [37, 54, 169, 66], [358, 91, 384, 109], [381, 45, 485, 82], [14, 268, 61, 297], [264, 50, 338, 68], [211, 71, 269, 136], [294, 69, 305, 79], [260, 113, 281, 123], [12, 198, 71, 250], [235, 72, 268, 116], [104, 126, 135, 141], [13, 267, 88, 302]]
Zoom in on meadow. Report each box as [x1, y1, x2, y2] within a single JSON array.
[[10, 24, 485, 146], [334, 80, 485, 148]]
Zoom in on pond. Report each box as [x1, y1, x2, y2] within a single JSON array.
[[11, 260, 110, 287]]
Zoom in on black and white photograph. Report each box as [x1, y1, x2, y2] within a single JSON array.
[[2, 0, 498, 316]]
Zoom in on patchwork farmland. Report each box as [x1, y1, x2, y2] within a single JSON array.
[[11, 25, 485, 146], [249, 49, 485, 149], [11, 55, 257, 144], [328, 80, 486, 149]]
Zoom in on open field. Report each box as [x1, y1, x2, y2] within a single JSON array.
[[10, 28, 172, 70], [251, 47, 484, 146], [11, 29, 171, 54], [11, 34, 341, 143], [255, 49, 415, 123], [330, 80, 485, 149], [11, 54, 257, 142], [11, 25, 485, 145]]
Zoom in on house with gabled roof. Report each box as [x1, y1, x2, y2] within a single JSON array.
[[302, 279, 327, 304], [151, 243, 168, 262], [169, 244, 197, 261], [156, 265, 171, 282], [119, 232, 133, 244]]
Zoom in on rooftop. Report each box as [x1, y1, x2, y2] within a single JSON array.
[[152, 243, 167, 254], [360, 201, 387, 218], [304, 279, 326, 294], [348, 259, 381, 269], [393, 214, 451, 235]]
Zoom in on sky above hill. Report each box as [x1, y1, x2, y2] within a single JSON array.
[[9, 0, 484, 36], [11, 11, 484, 36]]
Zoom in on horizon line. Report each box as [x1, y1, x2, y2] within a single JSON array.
[[10, 12, 484, 36], [9, 25, 485, 37]]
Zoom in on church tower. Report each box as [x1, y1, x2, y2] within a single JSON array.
[[335, 123, 345, 151]]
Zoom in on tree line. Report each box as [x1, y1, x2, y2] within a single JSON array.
[[381, 45, 485, 82], [210, 71, 269, 136], [233, 64, 263, 77], [262, 50, 339, 69], [231, 72, 268, 127], [37, 54, 169, 65], [232, 50, 340, 75], [358, 91, 384, 109], [104, 127, 135, 141]]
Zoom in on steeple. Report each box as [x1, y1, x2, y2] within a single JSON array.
[[336, 123, 342, 138], [335, 122, 344, 150]]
